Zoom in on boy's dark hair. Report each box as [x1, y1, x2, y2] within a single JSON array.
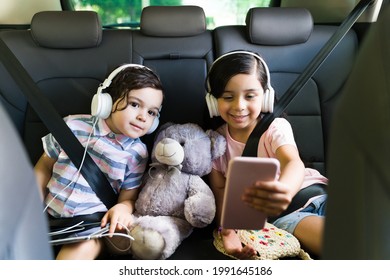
[[108, 66, 163, 112]]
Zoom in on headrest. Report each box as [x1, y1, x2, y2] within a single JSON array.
[[140, 6, 206, 37], [246, 8, 313, 46], [31, 11, 102, 49]]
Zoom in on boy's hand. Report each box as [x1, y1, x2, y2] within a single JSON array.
[[101, 203, 133, 235]]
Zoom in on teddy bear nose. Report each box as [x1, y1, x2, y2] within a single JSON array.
[[155, 138, 185, 165]]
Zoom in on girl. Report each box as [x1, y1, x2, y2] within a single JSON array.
[[34, 64, 164, 259], [206, 51, 328, 259]]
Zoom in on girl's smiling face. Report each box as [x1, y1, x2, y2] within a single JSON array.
[[217, 72, 264, 141]]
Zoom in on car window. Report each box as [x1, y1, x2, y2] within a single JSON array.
[[69, 0, 272, 28]]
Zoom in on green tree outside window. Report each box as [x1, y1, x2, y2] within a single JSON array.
[[71, 0, 271, 28]]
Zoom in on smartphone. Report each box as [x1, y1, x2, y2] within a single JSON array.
[[220, 157, 280, 229]]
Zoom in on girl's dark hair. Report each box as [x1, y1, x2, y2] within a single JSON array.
[[107, 66, 163, 112], [206, 51, 269, 99]]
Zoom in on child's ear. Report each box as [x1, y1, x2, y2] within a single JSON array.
[[206, 130, 226, 160]]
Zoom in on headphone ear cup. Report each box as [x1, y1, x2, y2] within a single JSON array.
[[206, 93, 220, 118], [147, 116, 159, 134], [262, 88, 274, 113], [91, 92, 113, 119]]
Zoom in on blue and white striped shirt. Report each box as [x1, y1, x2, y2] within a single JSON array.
[[42, 114, 148, 218]]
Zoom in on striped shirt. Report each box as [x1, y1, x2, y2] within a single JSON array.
[[42, 114, 148, 218]]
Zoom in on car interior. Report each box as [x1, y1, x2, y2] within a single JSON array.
[[0, 0, 388, 260]]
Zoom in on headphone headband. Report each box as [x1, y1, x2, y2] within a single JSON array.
[[97, 64, 151, 94]]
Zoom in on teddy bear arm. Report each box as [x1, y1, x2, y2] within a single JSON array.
[[184, 176, 216, 228]]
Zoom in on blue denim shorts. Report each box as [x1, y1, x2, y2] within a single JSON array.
[[272, 194, 327, 234]]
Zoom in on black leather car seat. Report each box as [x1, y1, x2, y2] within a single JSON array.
[[0, 11, 133, 164], [131, 6, 214, 151]]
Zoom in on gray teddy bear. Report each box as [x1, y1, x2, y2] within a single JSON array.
[[129, 122, 226, 260]]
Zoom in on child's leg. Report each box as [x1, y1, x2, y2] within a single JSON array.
[[220, 228, 257, 259], [293, 215, 324, 257], [56, 239, 103, 260], [273, 195, 327, 257]]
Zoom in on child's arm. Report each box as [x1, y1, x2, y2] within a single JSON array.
[[242, 144, 305, 217], [276, 144, 305, 198], [34, 152, 56, 200], [101, 188, 139, 234]]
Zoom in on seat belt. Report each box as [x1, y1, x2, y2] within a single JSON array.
[[0, 39, 117, 210], [242, 0, 374, 157]]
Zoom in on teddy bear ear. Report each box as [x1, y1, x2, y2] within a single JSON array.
[[153, 122, 174, 139], [206, 129, 226, 160]]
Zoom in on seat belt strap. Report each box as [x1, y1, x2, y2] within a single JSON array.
[[0, 39, 117, 209], [242, 0, 374, 157]]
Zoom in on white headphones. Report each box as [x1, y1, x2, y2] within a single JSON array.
[[91, 64, 160, 134], [205, 51, 275, 118]]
